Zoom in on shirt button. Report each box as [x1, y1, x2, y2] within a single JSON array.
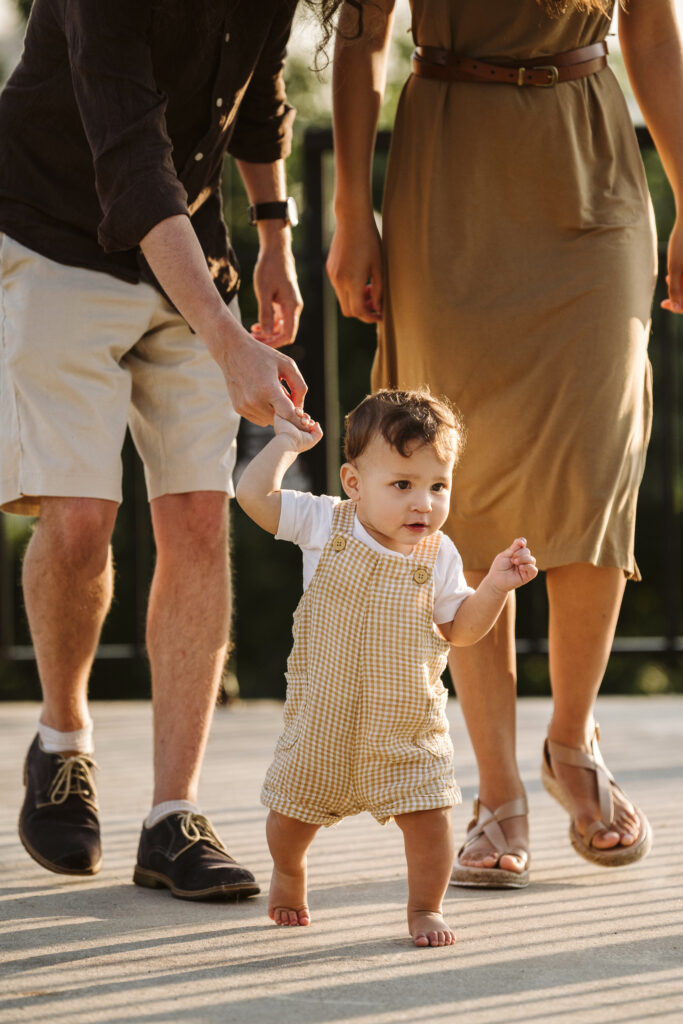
[[216, 97, 224, 108], [413, 567, 429, 585], [224, 32, 230, 42], [194, 152, 204, 162], [331, 536, 346, 552]]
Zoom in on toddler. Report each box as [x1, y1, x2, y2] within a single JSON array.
[[236, 388, 537, 947]]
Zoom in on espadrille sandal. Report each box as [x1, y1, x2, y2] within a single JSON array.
[[541, 726, 652, 867], [450, 796, 530, 889]]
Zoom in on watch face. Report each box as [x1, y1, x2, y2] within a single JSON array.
[[286, 196, 299, 227]]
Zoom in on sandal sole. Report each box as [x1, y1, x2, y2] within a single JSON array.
[[449, 866, 529, 889]]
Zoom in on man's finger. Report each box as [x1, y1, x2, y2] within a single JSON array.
[[277, 359, 307, 411]]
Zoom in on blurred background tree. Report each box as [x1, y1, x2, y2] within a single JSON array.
[[0, 1, 680, 702]]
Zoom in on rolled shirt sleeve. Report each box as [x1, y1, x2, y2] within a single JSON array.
[[65, 0, 189, 252], [227, 3, 297, 163]]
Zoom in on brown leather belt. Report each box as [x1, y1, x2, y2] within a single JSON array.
[[412, 41, 608, 88]]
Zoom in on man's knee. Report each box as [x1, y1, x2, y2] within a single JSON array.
[[151, 491, 229, 556], [33, 497, 118, 570]]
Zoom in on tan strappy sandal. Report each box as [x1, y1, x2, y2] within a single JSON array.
[[450, 796, 530, 889], [541, 726, 652, 867]]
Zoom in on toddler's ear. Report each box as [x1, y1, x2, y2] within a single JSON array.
[[340, 462, 360, 500]]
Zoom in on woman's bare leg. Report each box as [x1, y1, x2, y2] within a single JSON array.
[[546, 563, 640, 848], [448, 571, 528, 874]]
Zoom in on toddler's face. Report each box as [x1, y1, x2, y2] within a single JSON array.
[[340, 435, 455, 554]]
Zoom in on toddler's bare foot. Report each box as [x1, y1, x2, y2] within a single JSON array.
[[269, 867, 311, 927], [409, 910, 456, 948]]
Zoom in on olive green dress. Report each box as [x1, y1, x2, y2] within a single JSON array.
[[373, 0, 657, 577]]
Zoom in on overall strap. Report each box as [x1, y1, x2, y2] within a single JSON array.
[[413, 529, 443, 569], [331, 498, 356, 536]]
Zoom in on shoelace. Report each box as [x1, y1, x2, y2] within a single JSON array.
[[178, 812, 227, 853], [48, 753, 99, 809]]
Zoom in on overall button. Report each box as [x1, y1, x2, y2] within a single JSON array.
[[224, 32, 231, 42], [413, 567, 429, 585], [216, 97, 224, 108], [194, 152, 204, 162], [331, 536, 346, 552]]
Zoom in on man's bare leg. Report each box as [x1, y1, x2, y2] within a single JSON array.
[[266, 810, 319, 925], [147, 491, 231, 805], [448, 576, 528, 874], [19, 496, 117, 874], [22, 497, 118, 732], [395, 807, 456, 947]]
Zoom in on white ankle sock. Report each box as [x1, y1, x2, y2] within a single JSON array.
[[145, 800, 200, 829], [38, 719, 93, 755]]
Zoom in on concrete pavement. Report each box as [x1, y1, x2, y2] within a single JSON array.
[[0, 696, 682, 1024]]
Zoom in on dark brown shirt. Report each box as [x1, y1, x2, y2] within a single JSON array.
[[0, 0, 297, 303]]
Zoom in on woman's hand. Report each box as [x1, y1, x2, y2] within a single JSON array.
[[661, 214, 683, 313], [327, 215, 384, 323]]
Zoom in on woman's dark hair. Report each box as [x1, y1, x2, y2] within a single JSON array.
[[304, 0, 364, 65]]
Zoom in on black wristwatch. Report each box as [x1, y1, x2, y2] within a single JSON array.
[[248, 197, 299, 227]]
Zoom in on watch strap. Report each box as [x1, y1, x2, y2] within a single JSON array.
[[249, 200, 290, 224]]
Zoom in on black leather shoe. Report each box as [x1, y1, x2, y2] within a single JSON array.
[[18, 734, 102, 875], [133, 812, 260, 900]]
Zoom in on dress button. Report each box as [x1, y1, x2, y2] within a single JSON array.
[[224, 32, 230, 42], [216, 97, 224, 108], [331, 536, 346, 552], [413, 567, 429, 585], [194, 152, 204, 161]]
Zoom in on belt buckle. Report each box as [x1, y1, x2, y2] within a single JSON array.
[[524, 64, 559, 88]]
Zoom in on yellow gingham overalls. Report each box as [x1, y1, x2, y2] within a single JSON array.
[[261, 499, 462, 826]]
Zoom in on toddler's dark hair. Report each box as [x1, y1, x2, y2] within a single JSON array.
[[344, 388, 466, 465]]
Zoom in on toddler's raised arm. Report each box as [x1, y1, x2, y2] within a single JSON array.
[[235, 412, 322, 535], [439, 538, 537, 647]]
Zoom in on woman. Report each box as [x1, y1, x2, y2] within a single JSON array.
[[327, 0, 683, 886]]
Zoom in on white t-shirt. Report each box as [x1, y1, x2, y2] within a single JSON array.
[[276, 491, 475, 625]]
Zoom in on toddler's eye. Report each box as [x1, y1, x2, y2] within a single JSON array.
[[394, 480, 410, 490], [432, 482, 446, 492]]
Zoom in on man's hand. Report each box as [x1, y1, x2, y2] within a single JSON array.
[[220, 324, 308, 428], [251, 238, 303, 347]]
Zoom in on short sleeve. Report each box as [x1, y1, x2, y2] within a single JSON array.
[[276, 491, 338, 550], [433, 535, 476, 623]]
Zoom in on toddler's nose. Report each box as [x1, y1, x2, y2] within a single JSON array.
[[412, 492, 432, 513]]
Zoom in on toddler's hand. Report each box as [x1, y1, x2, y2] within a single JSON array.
[[488, 538, 538, 592], [273, 411, 323, 452]]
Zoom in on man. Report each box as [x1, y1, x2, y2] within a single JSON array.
[[0, 0, 308, 899]]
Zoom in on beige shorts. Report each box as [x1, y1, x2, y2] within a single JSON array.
[[0, 233, 240, 516]]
